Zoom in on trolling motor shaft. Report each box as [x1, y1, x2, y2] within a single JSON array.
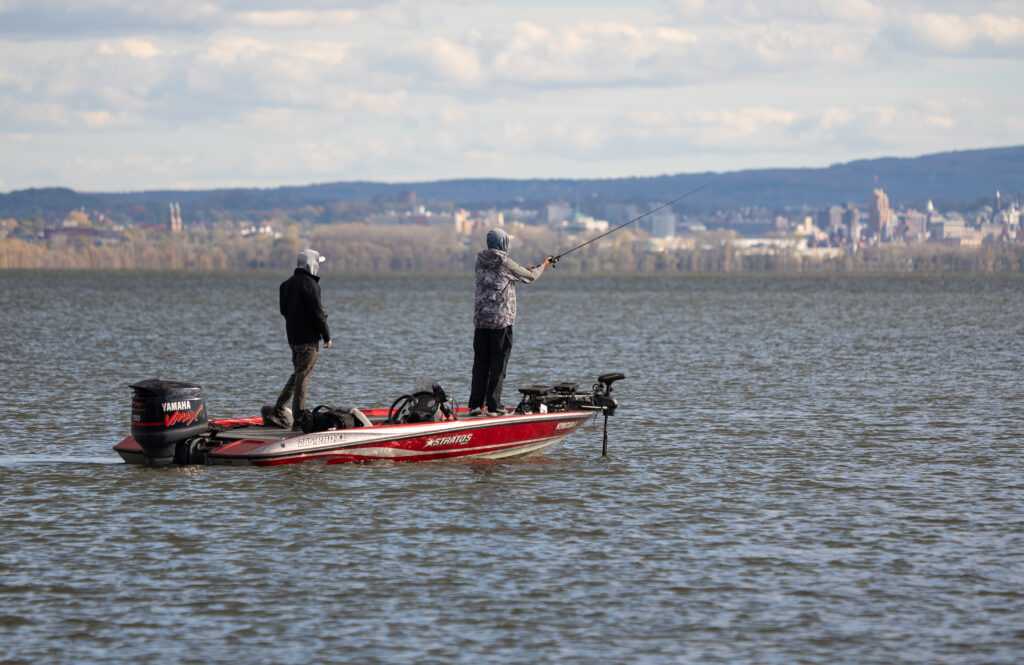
[[595, 372, 624, 456]]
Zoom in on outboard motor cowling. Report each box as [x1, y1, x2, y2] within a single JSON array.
[[130, 379, 209, 465]]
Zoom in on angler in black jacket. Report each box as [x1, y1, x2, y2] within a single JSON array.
[[269, 249, 332, 429]]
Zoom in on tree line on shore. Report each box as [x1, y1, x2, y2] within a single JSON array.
[[2, 223, 1024, 273]]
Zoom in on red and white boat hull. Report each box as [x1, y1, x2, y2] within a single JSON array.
[[114, 410, 595, 466]]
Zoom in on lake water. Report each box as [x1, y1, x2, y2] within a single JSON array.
[[1, 270, 1022, 664]]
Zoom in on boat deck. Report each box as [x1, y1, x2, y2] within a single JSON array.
[[213, 411, 500, 442]]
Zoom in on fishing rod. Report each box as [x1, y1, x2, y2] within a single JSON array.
[[546, 179, 717, 265]]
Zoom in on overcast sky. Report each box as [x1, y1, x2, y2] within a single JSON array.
[[1, 0, 1022, 192]]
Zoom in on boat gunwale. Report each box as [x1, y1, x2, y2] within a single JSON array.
[[205, 410, 596, 461]]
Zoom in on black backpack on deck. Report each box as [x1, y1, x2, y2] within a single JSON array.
[[301, 405, 358, 433]]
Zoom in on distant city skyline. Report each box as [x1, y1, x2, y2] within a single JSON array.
[[1, 0, 1022, 192]]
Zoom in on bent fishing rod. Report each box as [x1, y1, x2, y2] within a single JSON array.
[[542, 179, 717, 265]]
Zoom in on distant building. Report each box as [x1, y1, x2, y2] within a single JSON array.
[[562, 211, 608, 234], [546, 202, 573, 225], [454, 209, 471, 235], [817, 205, 844, 233], [944, 235, 982, 247], [454, 209, 502, 235], [169, 202, 183, 233], [482, 209, 504, 228], [240, 225, 281, 238], [793, 216, 827, 243], [648, 208, 676, 239], [599, 203, 632, 225], [841, 203, 862, 242], [504, 207, 540, 224], [869, 189, 894, 239], [44, 226, 126, 246], [930, 218, 966, 241], [730, 237, 802, 254], [900, 210, 928, 240]]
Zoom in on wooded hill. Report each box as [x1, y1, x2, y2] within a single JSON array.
[[2, 146, 1022, 225]]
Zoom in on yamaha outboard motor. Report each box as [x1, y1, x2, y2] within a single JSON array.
[[130, 379, 209, 465]]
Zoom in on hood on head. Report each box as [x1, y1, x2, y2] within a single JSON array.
[[486, 228, 509, 252], [297, 249, 325, 276]]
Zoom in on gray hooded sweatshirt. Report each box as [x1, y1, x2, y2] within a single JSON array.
[[474, 231, 543, 329]]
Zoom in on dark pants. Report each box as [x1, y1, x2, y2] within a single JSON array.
[[274, 343, 319, 423], [469, 326, 513, 411]]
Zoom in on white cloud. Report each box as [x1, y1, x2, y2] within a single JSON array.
[[198, 37, 273, 65], [96, 38, 162, 59], [399, 37, 484, 84], [0, 96, 142, 130], [502, 122, 532, 149], [234, 9, 359, 29], [490, 20, 702, 85], [669, 0, 885, 24], [436, 105, 471, 126], [291, 41, 348, 67], [328, 90, 407, 115], [818, 0, 886, 24], [551, 121, 609, 152], [1, 1, 1023, 190], [881, 12, 1024, 56], [0, 1, 226, 38], [652, 27, 698, 45], [819, 107, 855, 130], [484, 17, 871, 88], [694, 107, 800, 147], [82, 109, 117, 127]]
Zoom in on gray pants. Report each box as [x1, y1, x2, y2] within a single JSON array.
[[274, 343, 319, 424]]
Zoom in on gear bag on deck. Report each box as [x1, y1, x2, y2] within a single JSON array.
[[301, 405, 360, 433]]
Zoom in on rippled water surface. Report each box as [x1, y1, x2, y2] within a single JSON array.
[[1, 271, 1023, 664]]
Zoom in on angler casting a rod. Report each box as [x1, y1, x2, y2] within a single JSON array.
[[469, 228, 552, 416], [465, 181, 715, 416]]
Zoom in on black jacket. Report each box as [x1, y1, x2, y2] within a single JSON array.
[[279, 268, 331, 345]]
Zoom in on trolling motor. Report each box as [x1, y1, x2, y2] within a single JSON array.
[[593, 373, 624, 455], [516, 372, 625, 456]]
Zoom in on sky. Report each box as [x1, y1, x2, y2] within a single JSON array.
[[1, 0, 1022, 192]]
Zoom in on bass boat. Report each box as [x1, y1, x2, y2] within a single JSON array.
[[114, 373, 624, 467]]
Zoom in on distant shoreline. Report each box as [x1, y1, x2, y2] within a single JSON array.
[[4, 225, 1024, 273]]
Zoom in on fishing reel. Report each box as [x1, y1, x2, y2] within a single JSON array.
[[528, 255, 559, 270]]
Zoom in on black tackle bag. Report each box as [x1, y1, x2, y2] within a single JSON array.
[[301, 405, 358, 433]]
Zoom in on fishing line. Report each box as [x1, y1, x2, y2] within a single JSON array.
[[549, 179, 717, 263]]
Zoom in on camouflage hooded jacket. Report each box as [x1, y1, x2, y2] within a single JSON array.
[[473, 248, 543, 329]]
